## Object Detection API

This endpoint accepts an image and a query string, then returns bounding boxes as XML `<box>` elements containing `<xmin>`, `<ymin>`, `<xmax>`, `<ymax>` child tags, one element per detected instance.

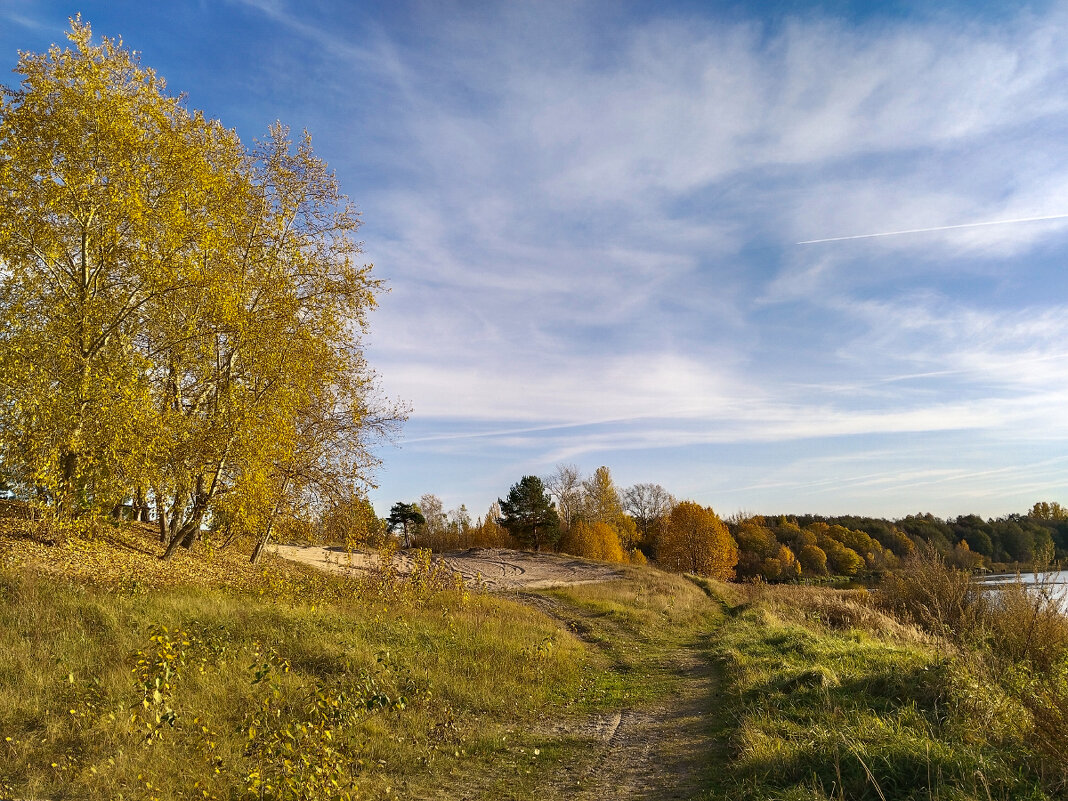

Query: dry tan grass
<box><xmin>733</xmin><ymin>581</ymin><xmax>931</xmax><ymax>644</ymax></box>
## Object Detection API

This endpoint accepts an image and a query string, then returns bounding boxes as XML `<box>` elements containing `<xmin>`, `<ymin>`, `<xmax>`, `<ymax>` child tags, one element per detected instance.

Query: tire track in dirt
<box><xmin>272</xmin><ymin>544</ymin><xmax>624</xmax><ymax>590</ymax></box>
<box><xmin>560</xmin><ymin>653</ymin><xmax>723</xmax><ymax>801</ymax></box>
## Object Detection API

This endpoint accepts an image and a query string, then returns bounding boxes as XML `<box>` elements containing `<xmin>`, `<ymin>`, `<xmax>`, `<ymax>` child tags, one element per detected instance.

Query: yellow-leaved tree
<box><xmin>0</xmin><ymin>19</ymin><xmax>403</xmax><ymax>561</ymax></box>
<box><xmin>580</xmin><ymin>465</ymin><xmax>641</xmax><ymax>556</ymax></box>
<box><xmin>559</xmin><ymin>520</ymin><xmax>626</xmax><ymax>563</ymax></box>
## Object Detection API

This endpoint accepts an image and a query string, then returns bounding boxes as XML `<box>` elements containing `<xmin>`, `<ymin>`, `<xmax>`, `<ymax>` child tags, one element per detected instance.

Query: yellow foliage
<box><xmin>559</xmin><ymin>520</ymin><xmax>627</xmax><ymax>563</ymax></box>
<box><xmin>0</xmin><ymin>506</ymin><xmax>471</xmax><ymax>610</ymax></box>
<box><xmin>466</xmin><ymin>508</ymin><xmax>513</xmax><ymax>549</ymax></box>
<box><xmin>0</xmin><ymin>515</ymin><xmax>272</xmax><ymax>594</ymax></box>
<box><xmin>735</xmin><ymin>518</ymin><xmax>779</xmax><ymax>558</ymax></box>
<box><xmin>797</xmin><ymin>544</ymin><xmax>829</xmax><ymax>576</ymax></box>
<box><xmin>0</xmin><ymin>20</ymin><xmax>402</xmax><ymax>563</ymax></box>
<box><xmin>582</xmin><ymin>466</ymin><xmax>624</xmax><ymax>525</ymax></box>
<box><xmin>320</xmin><ymin>495</ymin><xmax>382</xmax><ymax>548</ymax></box>
<box><xmin>758</xmin><ymin>544</ymin><xmax>801</xmax><ymax>581</ymax></box>
<box><xmin>658</xmin><ymin>501</ymin><xmax>738</xmax><ymax>580</ymax></box>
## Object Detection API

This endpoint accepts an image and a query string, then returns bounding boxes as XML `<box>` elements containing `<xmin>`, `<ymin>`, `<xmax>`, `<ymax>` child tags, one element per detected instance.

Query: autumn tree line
<box><xmin>374</xmin><ymin>468</ymin><xmax>1068</xmax><ymax>582</ymax></box>
<box><xmin>0</xmin><ymin>21</ymin><xmax>403</xmax><ymax>561</ymax></box>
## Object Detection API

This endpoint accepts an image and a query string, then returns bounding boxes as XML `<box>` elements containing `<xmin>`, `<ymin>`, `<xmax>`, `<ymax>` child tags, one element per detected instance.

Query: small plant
<box><xmin>131</xmin><ymin>624</ymin><xmax>191</xmax><ymax>740</ymax></box>
<box><xmin>242</xmin><ymin>653</ymin><xmax>417</xmax><ymax>801</ymax></box>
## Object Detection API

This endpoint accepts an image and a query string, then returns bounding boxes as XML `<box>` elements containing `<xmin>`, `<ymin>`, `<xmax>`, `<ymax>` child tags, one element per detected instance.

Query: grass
<box><xmin>0</xmin><ymin>516</ymin><xmax>729</xmax><ymax>801</ymax></box>
<box><xmin>704</xmin><ymin>579</ymin><xmax>1059</xmax><ymax>801</ymax></box>
<box><xmin>0</xmin><ymin>570</ymin><xmax>590</xmax><ymax>799</ymax></box>
<box><xmin>0</xmin><ymin>520</ymin><xmax>591</xmax><ymax>800</ymax></box>
<box><xmin>2</xmin><ymin>514</ymin><xmax>1066</xmax><ymax>800</ymax></box>
<box><xmin>433</xmin><ymin>567</ymin><xmax>732</xmax><ymax>799</ymax></box>
<box><xmin>541</xmin><ymin>567</ymin><xmax>728</xmax><ymax>706</ymax></box>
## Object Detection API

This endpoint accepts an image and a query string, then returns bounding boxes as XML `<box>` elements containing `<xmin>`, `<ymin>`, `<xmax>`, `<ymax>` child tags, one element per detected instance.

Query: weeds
<box><xmin>872</xmin><ymin>547</ymin><xmax>1068</xmax><ymax>786</ymax></box>
<box><xmin>878</xmin><ymin>546</ymin><xmax>985</xmax><ymax>638</ymax></box>
<box><xmin>242</xmin><ymin>652</ymin><xmax>417</xmax><ymax>801</ymax></box>
<box><xmin>0</xmin><ymin>523</ymin><xmax>585</xmax><ymax>800</ymax></box>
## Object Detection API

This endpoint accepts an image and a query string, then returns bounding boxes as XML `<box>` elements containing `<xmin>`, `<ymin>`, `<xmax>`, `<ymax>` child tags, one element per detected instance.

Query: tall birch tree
<box><xmin>0</xmin><ymin>19</ymin><xmax>402</xmax><ymax>561</ymax></box>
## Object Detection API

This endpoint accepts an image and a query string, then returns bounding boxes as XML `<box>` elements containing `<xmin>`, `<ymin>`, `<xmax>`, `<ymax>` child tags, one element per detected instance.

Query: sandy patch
<box><xmin>271</xmin><ymin>544</ymin><xmax>624</xmax><ymax>591</ymax></box>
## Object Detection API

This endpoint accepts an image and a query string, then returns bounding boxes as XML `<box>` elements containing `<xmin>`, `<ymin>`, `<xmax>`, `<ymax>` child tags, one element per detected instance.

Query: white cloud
<box><xmin>835</xmin><ymin>299</ymin><xmax>1068</xmax><ymax>389</ymax></box>
<box><xmin>239</xmin><ymin>1</ymin><xmax>1068</xmax><ymax>514</ymax></box>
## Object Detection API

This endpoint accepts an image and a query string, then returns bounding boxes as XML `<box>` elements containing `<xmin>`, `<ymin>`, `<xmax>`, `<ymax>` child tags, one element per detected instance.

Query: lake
<box><xmin>979</xmin><ymin>569</ymin><xmax>1068</xmax><ymax>612</ymax></box>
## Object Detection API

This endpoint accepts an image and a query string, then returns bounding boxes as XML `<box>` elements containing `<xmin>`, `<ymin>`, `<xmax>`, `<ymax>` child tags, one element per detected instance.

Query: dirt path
<box><xmin>520</xmin><ymin>595</ymin><xmax>727</xmax><ymax>801</ymax></box>
<box><xmin>272</xmin><ymin>544</ymin><xmax>726</xmax><ymax>800</ymax></box>
<box><xmin>539</xmin><ymin>653</ymin><xmax>722</xmax><ymax>800</ymax></box>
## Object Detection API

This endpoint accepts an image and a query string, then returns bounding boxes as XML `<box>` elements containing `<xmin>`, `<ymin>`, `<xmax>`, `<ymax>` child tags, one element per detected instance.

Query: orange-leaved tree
<box><xmin>658</xmin><ymin>501</ymin><xmax>738</xmax><ymax>580</ymax></box>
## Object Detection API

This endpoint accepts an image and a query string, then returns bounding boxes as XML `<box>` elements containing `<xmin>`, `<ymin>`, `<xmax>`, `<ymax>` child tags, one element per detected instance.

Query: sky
<box><xmin>2</xmin><ymin>0</ymin><xmax>1067</xmax><ymax>521</ymax></box>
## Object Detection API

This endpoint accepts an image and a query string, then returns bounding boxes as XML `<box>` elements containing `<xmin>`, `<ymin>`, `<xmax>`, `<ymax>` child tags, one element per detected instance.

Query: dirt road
<box><xmin>559</xmin><ymin>669</ymin><xmax>720</xmax><ymax>799</ymax></box>
<box><xmin>520</xmin><ymin>594</ymin><xmax>726</xmax><ymax>801</ymax></box>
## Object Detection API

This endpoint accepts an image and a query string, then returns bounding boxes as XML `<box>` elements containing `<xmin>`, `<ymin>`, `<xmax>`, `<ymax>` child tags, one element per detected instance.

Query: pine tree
<box><xmin>497</xmin><ymin>476</ymin><xmax>560</xmax><ymax>551</ymax></box>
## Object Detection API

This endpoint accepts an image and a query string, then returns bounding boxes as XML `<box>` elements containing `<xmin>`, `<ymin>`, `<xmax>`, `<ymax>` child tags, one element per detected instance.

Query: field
<box><xmin>0</xmin><ymin>519</ymin><xmax>1065</xmax><ymax>800</ymax></box>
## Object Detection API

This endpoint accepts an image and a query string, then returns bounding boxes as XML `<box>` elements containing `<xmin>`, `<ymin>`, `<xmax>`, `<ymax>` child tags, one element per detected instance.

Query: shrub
<box><xmin>877</xmin><ymin>545</ymin><xmax>985</xmax><ymax>638</ymax></box>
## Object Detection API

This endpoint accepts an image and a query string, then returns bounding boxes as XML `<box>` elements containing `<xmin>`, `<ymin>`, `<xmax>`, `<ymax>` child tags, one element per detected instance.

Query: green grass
<box><xmin>706</xmin><ymin>583</ymin><xmax>1053</xmax><ymax>801</ymax></box>
<box><xmin>0</xmin><ymin>563</ymin><xmax>587</xmax><ymax>800</ymax></box>
<box><xmin>432</xmin><ymin>567</ymin><xmax>731</xmax><ymax>800</ymax></box>
<box><xmin>0</xmin><ymin>543</ymin><xmax>735</xmax><ymax>801</ymax></box>
<box><xmin>542</xmin><ymin>567</ymin><xmax>727</xmax><ymax>708</ymax></box>
<box><xmin>2</xmin><ymin>528</ymin><xmax>1065</xmax><ymax>801</ymax></box>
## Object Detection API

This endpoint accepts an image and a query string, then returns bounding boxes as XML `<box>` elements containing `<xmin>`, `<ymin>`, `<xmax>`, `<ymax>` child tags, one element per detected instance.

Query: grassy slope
<box><xmin>704</xmin><ymin>582</ymin><xmax>1054</xmax><ymax>801</ymax></box>
<box><xmin>0</xmin><ymin>517</ymin><xmax>1061</xmax><ymax>801</ymax></box>
<box><xmin>0</xmin><ymin>520</ymin><xmax>729</xmax><ymax>801</ymax></box>
<box><xmin>0</xmin><ymin>521</ymin><xmax>584</xmax><ymax>800</ymax></box>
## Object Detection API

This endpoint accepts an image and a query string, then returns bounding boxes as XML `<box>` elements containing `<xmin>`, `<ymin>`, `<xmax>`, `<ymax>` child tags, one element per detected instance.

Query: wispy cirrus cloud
<box><xmin>201</xmin><ymin>1</ymin><xmax>1068</xmax><ymax>514</ymax></box>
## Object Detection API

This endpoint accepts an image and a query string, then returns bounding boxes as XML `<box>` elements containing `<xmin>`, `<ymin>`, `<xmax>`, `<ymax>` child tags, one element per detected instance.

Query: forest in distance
<box><xmin>364</xmin><ymin>465</ymin><xmax>1068</xmax><ymax>583</ymax></box>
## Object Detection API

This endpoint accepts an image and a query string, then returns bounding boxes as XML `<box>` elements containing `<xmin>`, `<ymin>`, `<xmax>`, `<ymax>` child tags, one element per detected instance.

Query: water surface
<box><xmin>980</xmin><ymin>569</ymin><xmax>1068</xmax><ymax>612</ymax></box>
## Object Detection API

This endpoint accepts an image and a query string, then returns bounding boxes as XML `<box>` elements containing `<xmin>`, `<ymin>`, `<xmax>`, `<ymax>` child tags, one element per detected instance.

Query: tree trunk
<box><xmin>135</xmin><ymin>487</ymin><xmax>150</xmax><ymax>523</ymax></box>
<box><xmin>250</xmin><ymin>478</ymin><xmax>288</xmax><ymax>563</ymax></box>
<box><xmin>59</xmin><ymin>450</ymin><xmax>79</xmax><ymax>517</ymax></box>
<box><xmin>179</xmin><ymin>476</ymin><xmax>207</xmax><ymax>548</ymax></box>
<box><xmin>157</xmin><ymin>494</ymin><xmax>167</xmax><ymax>543</ymax></box>
<box><xmin>250</xmin><ymin>515</ymin><xmax>278</xmax><ymax>564</ymax></box>
<box><xmin>220</xmin><ymin>525</ymin><xmax>239</xmax><ymax>548</ymax></box>
<box><xmin>159</xmin><ymin>458</ymin><xmax>227</xmax><ymax>562</ymax></box>
<box><xmin>160</xmin><ymin>489</ymin><xmax>189</xmax><ymax>560</ymax></box>
<box><xmin>249</xmin><ymin>530</ymin><xmax>270</xmax><ymax>564</ymax></box>
<box><xmin>161</xmin><ymin>527</ymin><xmax>184</xmax><ymax>560</ymax></box>
<box><xmin>163</xmin><ymin>506</ymin><xmax>208</xmax><ymax>560</ymax></box>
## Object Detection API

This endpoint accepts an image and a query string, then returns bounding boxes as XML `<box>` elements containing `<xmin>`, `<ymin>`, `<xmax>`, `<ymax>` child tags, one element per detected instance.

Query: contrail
<box><xmin>797</xmin><ymin>213</ymin><xmax>1068</xmax><ymax>245</ymax></box>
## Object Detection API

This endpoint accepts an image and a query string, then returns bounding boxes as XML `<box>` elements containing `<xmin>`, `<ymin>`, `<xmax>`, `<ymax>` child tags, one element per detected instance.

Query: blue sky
<box><xmin>3</xmin><ymin>1</ymin><xmax>1068</xmax><ymax>520</ymax></box>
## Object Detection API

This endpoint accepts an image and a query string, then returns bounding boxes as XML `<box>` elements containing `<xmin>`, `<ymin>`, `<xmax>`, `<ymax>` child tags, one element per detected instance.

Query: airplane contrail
<box><xmin>797</xmin><ymin>212</ymin><xmax>1068</xmax><ymax>245</ymax></box>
